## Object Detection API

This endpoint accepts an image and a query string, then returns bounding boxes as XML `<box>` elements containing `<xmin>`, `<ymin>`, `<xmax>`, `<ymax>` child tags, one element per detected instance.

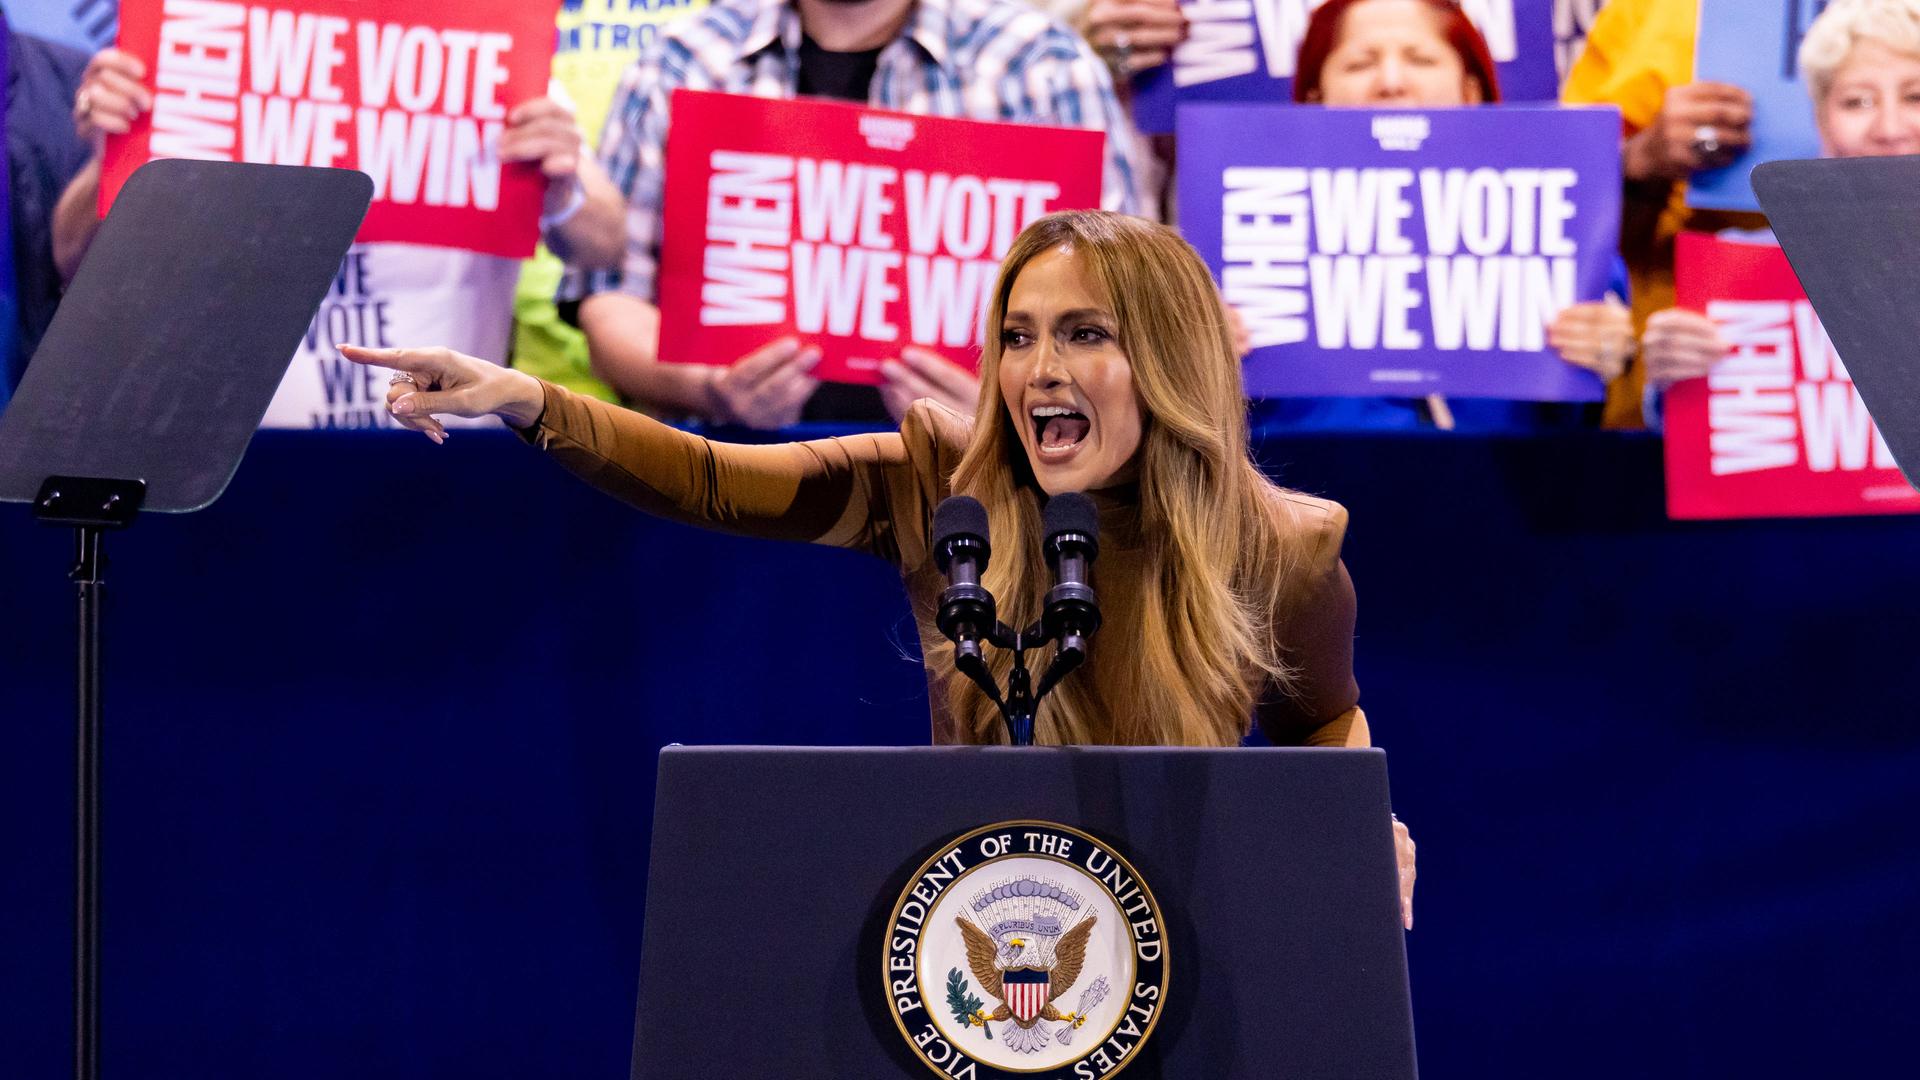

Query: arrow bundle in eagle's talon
<box><xmin>1055</xmin><ymin>976</ymin><xmax>1110</xmax><ymax>1044</ymax></box>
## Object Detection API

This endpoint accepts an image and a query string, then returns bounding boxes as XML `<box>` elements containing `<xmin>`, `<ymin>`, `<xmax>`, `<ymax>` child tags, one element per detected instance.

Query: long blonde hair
<box><xmin>933</xmin><ymin>211</ymin><xmax>1304</xmax><ymax>747</ymax></box>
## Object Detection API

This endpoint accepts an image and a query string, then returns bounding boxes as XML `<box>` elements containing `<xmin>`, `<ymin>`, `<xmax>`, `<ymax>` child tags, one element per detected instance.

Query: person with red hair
<box><xmin>1292</xmin><ymin>0</ymin><xmax>1500</xmax><ymax>106</ymax></box>
<box><xmin>1267</xmin><ymin>0</ymin><xmax>1634</xmax><ymax>430</ymax></box>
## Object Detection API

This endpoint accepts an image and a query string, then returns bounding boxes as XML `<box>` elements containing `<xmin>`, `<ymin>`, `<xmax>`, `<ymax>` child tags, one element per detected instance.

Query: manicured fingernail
<box><xmin>391</xmin><ymin>397</ymin><xmax>414</xmax><ymax>416</ymax></box>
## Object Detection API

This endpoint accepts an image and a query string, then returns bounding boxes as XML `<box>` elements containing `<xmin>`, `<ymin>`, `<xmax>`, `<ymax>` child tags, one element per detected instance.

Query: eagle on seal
<box><xmin>956</xmin><ymin>912</ymin><xmax>1097</xmax><ymax>1048</ymax></box>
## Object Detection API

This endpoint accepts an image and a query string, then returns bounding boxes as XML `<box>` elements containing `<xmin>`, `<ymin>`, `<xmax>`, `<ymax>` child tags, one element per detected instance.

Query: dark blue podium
<box><xmin>632</xmin><ymin>746</ymin><xmax>1416</xmax><ymax>1079</ymax></box>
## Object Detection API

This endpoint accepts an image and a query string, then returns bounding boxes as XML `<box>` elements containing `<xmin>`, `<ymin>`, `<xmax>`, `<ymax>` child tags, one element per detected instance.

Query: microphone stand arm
<box><xmin>1033</xmin><ymin>631</ymin><xmax>1086</xmax><ymax>702</ymax></box>
<box><xmin>952</xmin><ymin>639</ymin><xmax>1006</xmax><ymax>718</ymax></box>
<box><xmin>985</xmin><ymin>619</ymin><xmax>1062</xmax><ymax>747</ymax></box>
<box><xmin>933</xmin><ymin>535</ymin><xmax>1098</xmax><ymax>747</ymax></box>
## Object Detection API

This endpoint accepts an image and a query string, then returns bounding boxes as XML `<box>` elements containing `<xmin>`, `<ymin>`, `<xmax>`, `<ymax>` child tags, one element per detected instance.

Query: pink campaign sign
<box><xmin>655</xmin><ymin>90</ymin><xmax>1105</xmax><ymax>385</ymax></box>
<box><xmin>1664</xmin><ymin>231</ymin><xmax>1920</xmax><ymax>521</ymax></box>
<box><xmin>105</xmin><ymin>0</ymin><xmax>557</xmax><ymax>258</ymax></box>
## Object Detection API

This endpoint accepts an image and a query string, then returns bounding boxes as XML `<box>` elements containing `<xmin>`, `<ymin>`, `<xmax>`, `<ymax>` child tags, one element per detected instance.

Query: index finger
<box><xmin>341</xmin><ymin>344</ymin><xmax>443</xmax><ymax>375</ymax></box>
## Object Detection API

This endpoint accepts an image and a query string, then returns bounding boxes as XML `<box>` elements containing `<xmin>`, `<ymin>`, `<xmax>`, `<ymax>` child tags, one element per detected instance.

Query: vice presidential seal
<box><xmin>883</xmin><ymin>821</ymin><xmax>1168</xmax><ymax>1079</ymax></box>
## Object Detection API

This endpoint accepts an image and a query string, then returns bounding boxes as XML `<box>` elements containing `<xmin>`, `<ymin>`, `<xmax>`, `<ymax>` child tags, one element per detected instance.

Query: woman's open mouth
<box><xmin>1031</xmin><ymin>404</ymin><xmax>1091</xmax><ymax>460</ymax></box>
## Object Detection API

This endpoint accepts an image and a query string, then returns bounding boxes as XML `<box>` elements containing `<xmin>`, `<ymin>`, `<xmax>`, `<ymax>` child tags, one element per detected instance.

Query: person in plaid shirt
<box><xmin>567</xmin><ymin>0</ymin><xmax>1147</xmax><ymax>429</ymax></box>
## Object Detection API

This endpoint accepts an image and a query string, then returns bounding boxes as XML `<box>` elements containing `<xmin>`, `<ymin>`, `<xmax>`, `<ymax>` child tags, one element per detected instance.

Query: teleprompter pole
<box><xmin>74</xmin><ymin>523</ymin><xmax>103</xmax><ymax>1080</ymax></box>
<box><xmin>36</xmin><ymin>478</ymin><xmax>144</xmax><ymax>1080</ymax></box>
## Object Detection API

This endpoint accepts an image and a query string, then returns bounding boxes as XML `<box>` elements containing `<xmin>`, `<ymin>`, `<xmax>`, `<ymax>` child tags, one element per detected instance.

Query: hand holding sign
<box><xmin>1688</xmin><ymin>0</ymin><xmax>1826</xmax><ymax>212</ymax></box>
<box><xmin>1081</xmin><ymin>0</ymin><xmax>1188</xmax><ymax>75</ymax></box>
<box><xmin>1640</xmin><ymin>307</ymin><xmax>1729</xmax><ymax>391</ymax></box>
<box><xmin>1546</xmin><ymin>298</ymin><xmax>1634</xmax><ymax>384</ymax></box>
<box><xmin>706</xmin><ymin>338</ymin><xmax>823</xmax><ymax>430</ymax></box>
<box><xmin>1624</xmin><ymin>82</ymin><xmax>1754</xmax><ymax>182</ymax></box>
<box><xmin>73</xmin><ymin>49</ymin><xmax>154</xmax><ymax>144</ymax></box>
<box><xmin>501</xmin><ymin>96</ymin><xmax>585</xmax><ymax>182</ymax></box>
<box><xmin>879</xmin><ymin>347</ymin><xmax>981</xmax><ymax>424</ymax></box>
<box><xmin>1394</xmin><ymin>817</ymin><xmax>1416</xmax><ymax>931</ymax></box>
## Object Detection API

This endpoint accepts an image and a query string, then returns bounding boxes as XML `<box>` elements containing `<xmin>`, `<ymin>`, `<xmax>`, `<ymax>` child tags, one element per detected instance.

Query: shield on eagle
<box><xmin>1001</xmin><ymin>967</ymin><xmax>1051</xmax><ymax>1024</ymax></box>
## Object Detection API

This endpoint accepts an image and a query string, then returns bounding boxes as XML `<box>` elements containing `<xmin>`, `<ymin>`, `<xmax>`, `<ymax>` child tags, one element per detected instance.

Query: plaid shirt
<box><xmin>582</xmin><ymin>0</ymin><xmax>1143</xmax><ymax>301</ymax></box>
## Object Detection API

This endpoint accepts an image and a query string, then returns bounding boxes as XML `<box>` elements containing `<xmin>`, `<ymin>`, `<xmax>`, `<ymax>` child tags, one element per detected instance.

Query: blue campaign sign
<box><xmin>1131</xmin><ymin>0</ymin><xmax>1559</xmax><ymax>134</ymax></box>
<box><xmin>1177</xmin><ymin>103</ymin><xmax>1621</xmax><ymax>401</ymax></box>
<box><xmin>1690</xmin><ymin>0</ymin><xmax>1826</xmax><ymax>212</ymax></box>
<box><xmin>3</xmin><ymin>0</ymin><xmax>119</xmax><ymax>52</ymax></box>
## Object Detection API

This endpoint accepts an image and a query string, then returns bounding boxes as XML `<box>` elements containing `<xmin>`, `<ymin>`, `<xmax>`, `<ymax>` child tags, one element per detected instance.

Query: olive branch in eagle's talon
<box><xmin>946</xmin><ymin>968</ymin><xmax>993</xmax><ymax>1040</ymax></box>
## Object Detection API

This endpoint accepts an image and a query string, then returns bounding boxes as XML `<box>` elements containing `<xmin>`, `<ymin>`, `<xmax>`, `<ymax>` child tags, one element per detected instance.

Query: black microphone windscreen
<box><xmin>933</xmin><ymin>496</ymin><xmax>990</xmax><ymax>549</ymax></box>
<box><xmin>1043</xmin><ymin>492</ymin><xmax>1099</xmax><ymax>544</ymax></box>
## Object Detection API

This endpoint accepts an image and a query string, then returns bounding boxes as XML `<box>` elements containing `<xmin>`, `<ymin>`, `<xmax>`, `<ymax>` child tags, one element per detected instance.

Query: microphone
<box><xmin>1038</xmin><ymin>493</ymin><xmax>1101</xmax><ymax>697</ymax></box>
<box><xmin>933</xmin><ymin>496</ymin><xmax>996</xmax><ymax>657</ymax></box>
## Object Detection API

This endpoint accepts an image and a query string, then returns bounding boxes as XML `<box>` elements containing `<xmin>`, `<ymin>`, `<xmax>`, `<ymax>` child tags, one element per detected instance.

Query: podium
<box><xmin>632</xmin><ymin>746</ymin><xmax>1416</xmax><ymax>1079</ymax></box>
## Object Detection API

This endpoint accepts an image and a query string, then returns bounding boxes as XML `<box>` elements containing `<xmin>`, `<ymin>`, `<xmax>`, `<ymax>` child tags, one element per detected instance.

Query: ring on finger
<box><xmin>389</xmin><ymin>371</ymin><xmax>417</xmax><ymax>386</ymax></box>
<box><xmin>1692</xmin><ymin>123</ymin><xmax>1722</xmax><ymax>159</ymax></box>
<box><xmin>1103</xmin><ymin>29</ymin><xmax>1134</xmax><ymax>79</ymax></box>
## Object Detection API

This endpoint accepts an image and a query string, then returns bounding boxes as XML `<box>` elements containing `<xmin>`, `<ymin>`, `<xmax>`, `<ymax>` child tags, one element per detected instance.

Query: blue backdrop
<box><xmin>3</xmin><ymin>427</ymin><xmax>1917</xmax><ymax>1078</ymax></box>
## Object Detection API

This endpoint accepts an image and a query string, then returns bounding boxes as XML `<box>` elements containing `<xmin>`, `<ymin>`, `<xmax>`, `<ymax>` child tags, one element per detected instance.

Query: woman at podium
<box><xmin>344</xmin><ymin>211</ymin><xmax>1416</xmax><ymax>923</ymax></box>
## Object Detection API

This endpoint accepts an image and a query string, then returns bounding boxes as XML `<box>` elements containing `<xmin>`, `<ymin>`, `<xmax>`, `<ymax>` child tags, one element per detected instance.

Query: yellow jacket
<box><xmin>1561</xmin><ymin>0</ymin><xmax>1764</xmax><ymax>428</ymax></box>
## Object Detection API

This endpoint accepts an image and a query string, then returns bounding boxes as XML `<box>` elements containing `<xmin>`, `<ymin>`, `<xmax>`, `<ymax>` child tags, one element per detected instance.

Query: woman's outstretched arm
<box><xmin>341</xmin><ymin>345</ymin><xmax>928</xmax><ymax>556</ymax></box>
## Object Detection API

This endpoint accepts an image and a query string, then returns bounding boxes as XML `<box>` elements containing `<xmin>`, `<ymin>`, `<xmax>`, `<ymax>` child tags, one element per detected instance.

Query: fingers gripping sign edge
<box><xmin>1393</xmin><ymin>816</ymin><xmax>1416</xmax><ymax>931</ymax></box>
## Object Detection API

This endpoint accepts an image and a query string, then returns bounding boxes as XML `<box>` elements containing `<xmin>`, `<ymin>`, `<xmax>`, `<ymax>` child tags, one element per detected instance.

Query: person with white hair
<box><xmin>1639</xmin><ymin>0</ymin><xmax>1920</xmax><ymax>422</ymax></box>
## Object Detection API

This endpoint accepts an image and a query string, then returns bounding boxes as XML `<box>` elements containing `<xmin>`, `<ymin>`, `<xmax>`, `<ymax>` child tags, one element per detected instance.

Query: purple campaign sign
<box><xmin>1178</xmin><ymin>104</ymin><xmax>1621</xmax><ymax>401</ymax></box>
<box><xmin>1131</xmin><ymin>0</ymin><xmax>1559</xmax><ymax>134</ymax></box>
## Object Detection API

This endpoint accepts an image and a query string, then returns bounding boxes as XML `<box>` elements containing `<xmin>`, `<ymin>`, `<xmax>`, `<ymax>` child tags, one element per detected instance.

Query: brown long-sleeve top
<box><xmin>517</xmin><ymin>381</ymin><xmax>1369</xmax><ymax>747</ymax></box>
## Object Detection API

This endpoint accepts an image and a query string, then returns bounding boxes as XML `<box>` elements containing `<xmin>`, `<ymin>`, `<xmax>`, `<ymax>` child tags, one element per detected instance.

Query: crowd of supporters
<box><xmin>5</xmin><ymin>0</ymin><xmax>1919</xmax><ymax>438</ymax></box>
